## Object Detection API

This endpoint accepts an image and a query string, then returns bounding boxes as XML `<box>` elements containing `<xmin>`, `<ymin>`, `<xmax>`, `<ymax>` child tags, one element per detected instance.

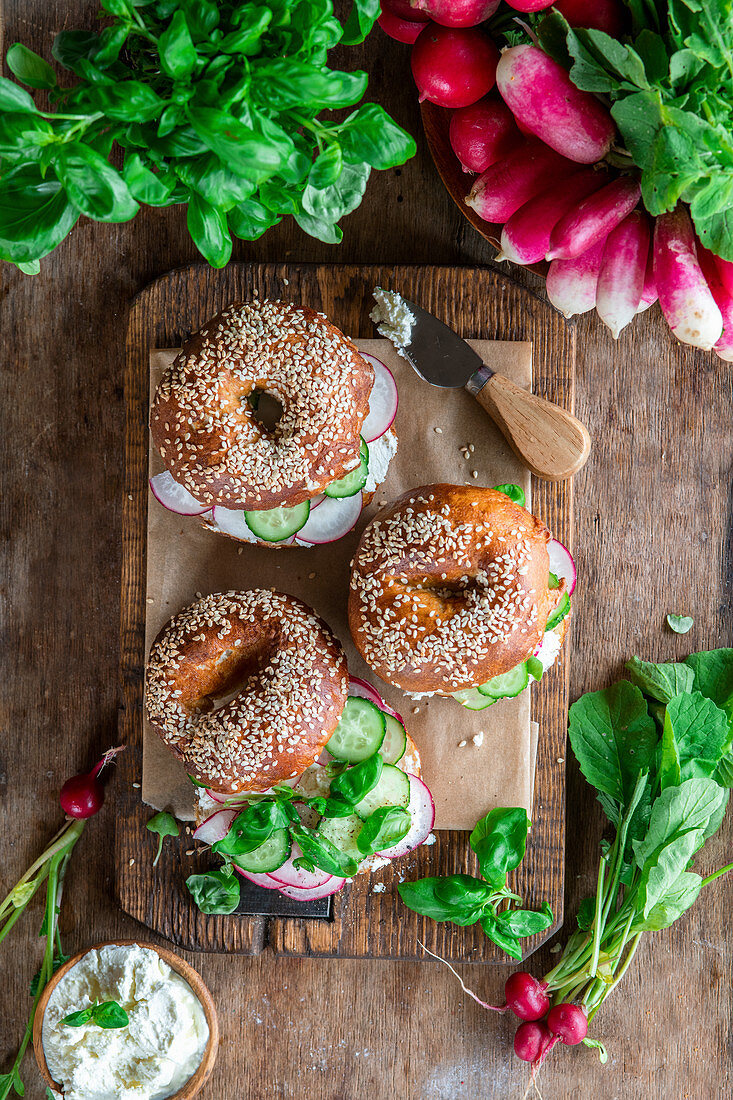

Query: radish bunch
<box><xmin>380</xmin><ymin>1</ymin><xmax>733</xmax><ymax>359</ymax></box>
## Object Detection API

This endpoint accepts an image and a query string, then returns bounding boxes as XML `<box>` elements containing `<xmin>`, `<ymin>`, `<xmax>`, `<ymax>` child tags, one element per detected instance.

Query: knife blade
<box><xmin>374</xmin><ymin>294</ymin><xmax>591</xmax><ymax>482</ymax></box>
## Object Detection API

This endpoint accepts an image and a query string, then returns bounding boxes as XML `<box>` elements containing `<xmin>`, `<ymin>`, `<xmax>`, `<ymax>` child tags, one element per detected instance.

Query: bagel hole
<box><xmin>247</xmin><ymin>389</ymin><xmax>283</xmax><ymax>432</ymax></box>
<box><xmin>195</xmin><ymin>644</ymin><xmax>275</xmax><ymax>712</ymax></box>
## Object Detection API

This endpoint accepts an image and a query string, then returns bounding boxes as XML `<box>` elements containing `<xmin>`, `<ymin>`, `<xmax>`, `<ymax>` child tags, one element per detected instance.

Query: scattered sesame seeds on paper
<box><xmin>143</xmin><ymin>336</ymin><xmax>536</xmax><ymax>829</ymax></box>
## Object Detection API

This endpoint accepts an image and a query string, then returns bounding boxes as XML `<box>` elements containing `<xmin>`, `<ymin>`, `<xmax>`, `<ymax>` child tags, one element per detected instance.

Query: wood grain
<box><xmin>116</xmin><ymin>262</ymin><xmax>574</xmax><ymax>961</ymax></box>
<box><xmin>2</xmin><ymin>1</ymin><xmax>733</xmax><ymax>1096</ymax></box>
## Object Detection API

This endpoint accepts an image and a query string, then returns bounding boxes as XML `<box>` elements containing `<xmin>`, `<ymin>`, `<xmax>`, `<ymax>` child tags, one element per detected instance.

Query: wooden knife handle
<box><xmin>473</xmin><ymin>372</ymin><xmax>591</xmax><ymax>481</ymax></box>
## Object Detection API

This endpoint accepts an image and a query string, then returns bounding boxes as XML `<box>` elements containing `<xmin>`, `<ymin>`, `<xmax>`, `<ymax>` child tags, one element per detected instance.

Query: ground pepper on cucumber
<box><xmin>381</xmin><ymin>0</ymin><xmax>733</xmax><ymax>357</ymax></box>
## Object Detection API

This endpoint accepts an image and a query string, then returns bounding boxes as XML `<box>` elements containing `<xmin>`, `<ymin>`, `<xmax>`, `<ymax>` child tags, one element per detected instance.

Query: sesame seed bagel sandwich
<box><xmin>348</xmin><ymin>483</ymin><xmax>575</xmax><ymax>711</ymax></box>
<box><xmin>149</xmin><ymin>299</ymin><xmax>400</xmax><ymax>548</ymax></box>
<box><xmin>144</xmin><ymin>590</ymin><xmax>435</xmax><ymax>905</ymax></box>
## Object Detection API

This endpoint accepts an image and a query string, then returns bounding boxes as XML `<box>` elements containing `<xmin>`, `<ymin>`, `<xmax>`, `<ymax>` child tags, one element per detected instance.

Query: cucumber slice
<box><xmin>452</xmin><ymin>687</ymin><xmax>496</xmax><ymax>710</ymax></box>
<box><xmin>379</xmin><ymin>713</ymin><xmax>407</xmax><ymax>764</ymax></box>
<box><xmin>354</xmin><ymin>763</ymin><xmax>410</xmax><ymax>819</ymax></box>
<box><xmin>325</xmin><ymin>438</ymin><xmax>369</xmax><ymax>499</ymax></box>
<box><xmin>478</xmin><ymin>662</ymin><xmax>529</xmax><ymax>699</ymax></box>
<box><xmin>243</xmin><ymin>500</ymin><xmax>310</xmax><ymax>542</ymax></box>
<box><xmin>326</xmin><ymin>696</ymin><xmax>386</xmax><ymax>762</ymax></box>
<box><xmin>546</xmin><ymin>592</ymin><xmax>571</xmax><ymax>631</ymax></box>
<box><xmin>318</xmin><ymin>814</ymin><xmax>364</xmax><ymax>861</ymax></box>
<box><xmin>233</xmin><ymin>827</ymin><xmax>291</xmax><ymax>873</ymax></box>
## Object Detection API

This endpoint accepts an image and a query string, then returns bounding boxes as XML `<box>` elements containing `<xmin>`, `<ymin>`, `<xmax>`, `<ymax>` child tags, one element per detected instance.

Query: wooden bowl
<box><xmin>420</xmin><ymin>100</ymin><xmax>548</xmax><ymax>277</ymax></box>
<box><xmin>33</xmin><ymin>940</ymin><xmax>219</xmax><ymax>1099</ymax></box>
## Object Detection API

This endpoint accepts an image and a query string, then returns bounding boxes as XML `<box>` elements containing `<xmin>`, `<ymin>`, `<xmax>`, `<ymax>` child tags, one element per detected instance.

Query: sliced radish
<box><xmin>150</xmin><ymin>470</ymin><xmax>210</xmax><ymax>516</ymax></box>
<box><xmin>276</xmin><ymin>877</ymin><xmax>347</xmax><ymax>900</ymax></box>
<box><xmin>376</xmin><ymin>774</ymin><xmax>435</xmax><ymax>859</ymax></box>
<box><xmin>295</xmin><ymin>492</ymin><xmax>363</xmax><ymax>545</ymax></box>
<box><xmin>234</xmin><ymin>866</ymin><xmax>280</xmax><ymax>890</ymax></box>
<box><xmin>547</xmin><ymin>539</ymin><xmax>576</xmax><ymax>595</ymax></box>
<box><xmin>348</xmin><ymin>675</ymin><xmax>383</xmax><ymax>706</ymax></box>
<box><xmin>192</xmin><ymin>808</ymin><xmax>238</xmax><ymax>844</ymax></box>
<box><xmin>268</xmin><ymin>843</ymin><xmax>333</xmax><ymax>889</ymax></box>
<box><xmin>360</xmin><ymin>355</ymin><xmax>399</xmax><ymax>442</ymax></box>
<box><xmin>310</xmin><ymin>493</ymin><xmax>326</xmax><ymax>509</ymax></box>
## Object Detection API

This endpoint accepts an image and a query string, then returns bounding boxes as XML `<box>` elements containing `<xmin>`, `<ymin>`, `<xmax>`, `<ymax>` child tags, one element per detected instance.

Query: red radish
<box><xmin>504</xmin><ymin>0</ymin><xmax>553</xmax><ymax>9</ymax></box>
<box><xmin>149</xmin><ymin>470</ymin><xmax>210</xmax><ymax>516</ymax></box>
<box><xmin>376</xmin><ymin>774</ymin><xmax>435</xmax><ymax>858</ymax></box>
<box><xmin>513</xmin><ymin>1019</ymin><xmax>554</xmax><ymax>1061</ymax></box>
<box><xmin>411</xmin><ymin>25</ymin><xmax>499</xmax><ymax>109</ymax></box>
<box><xmin>504</xmin><ymin>971</ymin><xmax>550</xmax><ymax>1020</ymax></box>
<box><xmin>596</xmin><ymin>210</ymin><xmax>650</xmax><ymax>338</ymax></box>
<box><xmin>547</xmin><ymin>176</ymin><xmax>641</xmax><ymax>260</ymax></box>
<box><xmin>410</xmin><ymin>0</ymin><xmax>500</xmax><ymax>27</ymax></box>
<box><xmin>554</xmin><ymin>0</ymin><xmax>627</xmax><ymax>34</ymax></box>
<box><xmin>698</xmin><ymin>246</ymin><xmax>733</xmax><ymax>362</ymax></box>
<box><xmin>268</xmin><ymin>843</ymin><xmax>334</xmax><ymax>889</ymax></box>
<box><xmin>59</xmin><ymin>746</ymin><xmax>125</xmax><ymax>819</ymax></box>
<box><xmin>496</xmin><ymin>46</ymin><xmax>616</xmax><ymax>164</ymax></box>
<box><xmin>192</xmin><ymin>807</ymin><xmax>238</xmax><ymax>844</ymax></box>
<box><xmin>234</xmin><ymin>866</ymin><xmax>280</xmax><ymax>890</ymax></box>
<box><xmin>637</xmin><ymin>251</ymin><xmax>658</xmax><ymax>313</ymax></box>
<box><xmin>295</xmin><ymin>491</ymin><xmax>363</xmax><ymax>544</ymax></box>
<box><xmin>377</xmin><ymin>8</ymin><xmax>425</xmax><ymax>43</ymax></box>
<box><xmin>466</xmin><ymin>140</ymin><xmax>578</xmax><ymax>223</ymax></box>
<box><xmin>449</xmin><ymin>98</ymin><xmax>521</xmax><ymax>174</ymax></box>
<box><xmin>547</xmin><ymin>539</ymin><xmax>576</xmax><ymax>595</ymax></box>
<box><xmin>498</xmin><ymin>168</ymin><xmax>608</xmax><ymax>266</ymax></box>
<box><xmin>712</xmin><ymin>252</ymin><xmax>733</xmax><ymax>298</ymax></box>
<box><xmin>546</xmin><ymin>1002</ymin><xmax>588</xmax><ymax>1045</ymax></box>
<box><xmin>545</xmin><ymin>237</ymin><xmax>607</xmax><ymax>318</ymax></box>
<box><xmin>348</xmin><ymin>675</ymin><xmax>384</xmax><ymax>706</ymax></box>
<box><xmin>653</xmin><ymin>207</ymin><xmax>723</xmax><ymax>350</ymax></box>
<box><xmin>381</xmin><ymin>0</ymin><xmax>430</xmax><ymax>20</ymax></box>
<box><xmin>276</xmin><ymin>877</ymin><xmax>346</xmax><ymax>900</ymax></box>
<box><xmin>359</xmin><ymin>354</ymin><xmax>399</xmax><ymax>441</ymax></box>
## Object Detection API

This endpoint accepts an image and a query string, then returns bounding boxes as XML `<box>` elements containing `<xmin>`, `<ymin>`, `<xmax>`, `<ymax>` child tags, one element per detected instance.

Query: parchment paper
<box><xmin>142</xmin><ymin>339</ymin><xmax>538</xmax><ymax>829</ymax></box>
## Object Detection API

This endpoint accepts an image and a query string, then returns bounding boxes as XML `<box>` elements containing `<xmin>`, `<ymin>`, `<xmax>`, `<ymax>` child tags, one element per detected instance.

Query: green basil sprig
<box><xmin>398</xmin><ymin>808</ymin><xmax>553</xmax><ymax>960</ymax></box>
<box><xmin>146</xmin><ymin>811</ymin><xmax>179</xmax><ymax>867</ymax></box>
<box><xmin>186</xmin><ymin>866</ymin><xmax>240</xmax><ymax>915</ymax></box>
<box><xmin>0</xmin><ymin>0</ymin><xmax>415</xmax><ymax>272</ymax></box>
<box><xmin>62</xmin><ymin>1000</ymin><xmax>129</xmax><ymax>1030</ymax></box>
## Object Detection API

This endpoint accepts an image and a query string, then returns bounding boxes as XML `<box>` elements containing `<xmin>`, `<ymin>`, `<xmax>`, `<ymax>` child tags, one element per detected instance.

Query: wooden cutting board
<box><xmin>115</xmin><ymin>262</ymin><xmax>575</xmax><ymax>960</ymax></box>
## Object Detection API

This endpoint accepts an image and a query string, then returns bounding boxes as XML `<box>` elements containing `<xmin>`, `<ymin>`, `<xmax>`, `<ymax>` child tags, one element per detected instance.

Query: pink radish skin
<box><xmin>547</xmin><ymin>539</ymin><xmax>576</xmax><ymax>595</ymax></box>
<box><xmin>514</xmin><ymin>1020</ymin><xmax>553</xmax><ymax>1062</ymax></box>
<box><xmin>496</xmin><ymin>45</ymin><xmax>615</xmax><ymax>164</ymax></box>
<box><xmin>411</xmin><ymin>25</ymin><xmax>499</xmax><ymax>109</ymax></box>
<box><xmin>504</xmin><ymin>972</ymin><xmax>550</xmax><ymax>1021</ymax></box>
<box><xmin>547</xmin><ymin>177</ymin><xmax>641</xmax><ymax>260</ymax></box>
<box><xmin>637</xmin><ymin>251</ymin><xmax>657</xmax><ymax>313</ymax></box>
<box><xmin>466</xmin><ymin>140</ymin><xmax>578</xmax><ymax>224</ymax></box>
<box><xmin>377</xmin><ymin>8</ymin><xmax>425</xmax><ymax>43</ymax></box>
<box><xmin>234</xmin><ymin>866</ymin><xmax>281</xmax><ymax>890</ymax></box>
<box><xmin>150</xmin><ymin>470</ymin><xmax>210</xmax><ymax>516</ymax></box>
<box><xmin>653</xmin><ymin>207</ymin><xmax>723</xmax><ymax>350</ymax></box>
<box><xmin>554</xmin><ymin>0</ymin><xmax>627</xmax><ymax>34</ymax></box>
<box><xmin>498</xmin><ymin>168</ymin><xmax>608</xmax><ymax>266</ymax></box>
<box><xmin>410</xmin><ymin>0</ymin><xmax>499</xmax><ymax>27</ymax></box>
<box><xmin>449</xmin><ymin>98</ymin><xmax>521</xmax><ymax>174</ymax></box>
<box><xmin>546</xmin><ymin>237</ymin><xmax>607</xmax><ymax>318</ymax></box>
<box><xmin>712</xmin><ymin>252</ymin><xmax>733</xmax><ymax>298</ymax></box>
<box><xmin>596</xmin><ymin>210</ymin><xmax>650</xmax><ymax>338</ymax></box>
<box><xmin>546</xmin><ymin>1003</ymin><xmax>588</xmax><ymax>1045</ymax></box>
<box><xmin>269</xmin><ymin>843</ymin><xmax>333</xmax><ymax>889</ymax></box>
<box><xmin>359</xmin><ymin>354</ymin><xmax>399</xmax><ymax>441</ymax></box>
<box><xmin>381</xmin><ymin>0</ymin><xmax>430</xmax><ymax>20</ymax></box>
<box><xmin>504</xmin><ymin>0</ymin><xmax>553</xmax><ymax>10</ymax></box>
<box><xmin>348</xmin><ymin>676</ymin><xmax>383</xmax><ymax>706</ymax></box>
<box><xmin>698</xmin><ymin>246</ymin><xmax>733</xmax><ymax>362</ymax></box>
<box><xmin>275</xmin><ymin>877</ymin><xmax>347</xmax><ymax>900</ymax></box>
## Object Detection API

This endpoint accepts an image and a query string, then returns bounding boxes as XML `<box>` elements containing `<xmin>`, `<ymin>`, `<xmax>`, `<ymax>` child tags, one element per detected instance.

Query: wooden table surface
<box><xmin>2</xmin><ymin>4</ymin><xmax>731</xmax><ymax>1098</ymax></box>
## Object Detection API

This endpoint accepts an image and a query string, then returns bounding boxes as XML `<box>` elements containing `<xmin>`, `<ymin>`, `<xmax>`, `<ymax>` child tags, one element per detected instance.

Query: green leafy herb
<box><xmin>146</xmin><ymin>811</ymin><xmax>179</xmax><ymax>867</ymax></box>
<box><xmin>62</xmin><ymin>1000</ymin><xmax>129</xmax><ymax>1030</ymax></box>
<box><xmin>492</xmin><ymin>483</ymin><xmax>526</xmax><ymax>507</ymax></box>
<box><xmin>667</xmin><ymin>613</ymin><xmax>694</xmax><ymax>634</ymax></box>
<box><xmin>0</xmin><ymin>0</ymin><xmax>415</xmax><ymax>272</ymax></box>
<box><xmin>186</xmin><ymin>868</ymin><xmax>241</xmax><ymax>915</ymax></box>
<box><xmin>398</xmin><ymin>807</ymin><xmax>553</xmax><ymax>960</ymax></box>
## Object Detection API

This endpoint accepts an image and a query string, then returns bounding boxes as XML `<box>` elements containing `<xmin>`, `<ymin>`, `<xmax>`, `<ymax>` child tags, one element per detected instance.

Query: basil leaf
<box><xmin>495</xmin><ymin>902</ymin><xmax>553</xmax><ymax>937</ymax></box>
<box><xmin>158</xmin><ymin>10</ymin><xmax>198</xmax><ymax>81</ymax></box>
<box><xmin>54</xmin><ymin>143</ymin><xmax>139</xmax><ymax>223</ymax></box>
<box><xmin>91</xmin><ymin>82</ymin><xmax>165</xmax><ymax>123</ymax></box>
<box><xmin>340</xmin><ymin>0</ymin><xmax>381</xmax><ymax>45</ymax></box>
<box><xmin>469</xmin><ymin>807</ymin><xmax>529</xmax><ymax>889</ymax></box>
<box><xmin>479</xmin><ymin>915</ymin><xmax>522</xmax><ymax>960</ymax></box>
<box><xmin>302</xmin><ymin>160</ymin><xmax>370</xmax><ymax>221</ymax></box>
<box><xmin>0</xmin><ymin>113</ymin><xmax>53</xmax><ymax>156</ymax></box>
<box><xmin>526</xmin><ymin>656</ymin><xmax>544</xmax><ymax>682</ymax></box>
<box><xmin>356</xmin><ymin>806</ymin><xmax>411</xmax><ymax>855</ymax></box>
<box><xmin>340</xmin><ymin>104</ymin><xmax>417</xmax><ymax>170</ymax></box>
<box><xmin>625</xmin><ymin>656</ymin><xmax>695</xmax><ymax>704</ymax></box>
<box><xmin>309</xmin><ymin>144</ymin><xmax>344</xmax><ymax>189</ymax></box>
<box><xmin>292</xmin><ymin>825</ymin><xmax>359</xmax><ymax>877</ymax></box>
<box><xmin>329</xmin><ymin>754</ymin><xmax>382</xmax><ymax>806</ymax></box>
<box><xmin>146</xmin><ymin>810</ymin><xmax>179</xmax><ymax>866</ymax></box>
<box><xmin>214</xmin><ymin>800</ymin><xmax>289</xmax><ymax>858</ymax></box>
<box><xmin>123</xmin><ymin>154</ymin><xmax>174</xmax><ymax>205</ymax></box>
<box><xmin>187</xmin><ymin>106</ymin><xmax>285</xmax><ymax>179</ymax></box>
<box><xmin>492</xmin><ymin>483</ymin><xmax>526</xmax><ymax>507</ymax></box>
<box><xmin>398</xmin><ymin>875</ymin><xmax>492</xmax><ymax>925</ymax></box>
<box><xmin>62</xmin><ymin>1007</ymin><xmax>93</xmax><ymax>1027</ymax></box>
<box><xmin>52</xmin><ymin>30</ymin><xmax>99</xmax><ymax>72</ymax></box>
<box><xmin>187</xmin><ymin>193</ymin><xmax>232</xmax><ymax>268</ymax></box>
<box><xmin>6</xmin><ymin>43</ymin><xmax>57</xmax><ymax>90</ymax></box>
<box><xmin>175</xmin><ymin>153</ymin><xmax>256</xmax><ymax>208</ymax></box>
<box><xmin>186</xmin><ymin>868</ymin><xmax>240</xmax><ymax>914</ymax></box>
<box><xmin>92</xmin><ymin>1001</ymin><xmax>129</xmax><ymax>1029</ymax></box>
<box><xmin>229</xmin><ymin>198</ymin><xmax>279</xmax><ymax>241</ymax></box>
<box><xmin>568</xmin><ymin>681</ymin><xmax>657</xmax><ymax>821</ymax></box>
<box><xmin>0</xmin><ymin>165</ymin><xmax>78</xmax><ymax>263</ymax></box>
<box><xmin>0</xmin><ymin>76</ymin><xmax>38</xmax><ymax>112</ymax></box>
<box><xmin>293</xmin><ymin>209</ymin><xmax>343</xmax><ymax>244</ymax></box>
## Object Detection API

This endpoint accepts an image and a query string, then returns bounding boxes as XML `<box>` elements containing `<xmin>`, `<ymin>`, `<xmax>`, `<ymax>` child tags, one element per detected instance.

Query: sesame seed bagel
<box><xmin>150</xmin><ymin>299</ymin><xmax>375</xmax><ymax>511</ymax></box>
<box><xmin>145</xmin><ymin>590</ymin><xmax>349</xmax><ymax>793</ymax></box>
<box><xmin>348</xmin><ymin>484</ymin><xmax>567</xmax><ymax>695</ymax></box>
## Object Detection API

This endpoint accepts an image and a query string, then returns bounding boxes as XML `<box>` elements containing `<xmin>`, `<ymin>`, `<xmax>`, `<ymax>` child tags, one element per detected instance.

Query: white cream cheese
<box><xmin>42</xmin><ymin>944</ymin><xmax>209</xmax><ymax>1100</ymax></box>
<box><xmin>369</xmin><ymin>287</ymin><xmax>415</xmax><ymax>352</ymax></box>
<box><xmin>364</xmin><ymin>429</ymin><xmax>398</xmax><ymax>494</ymax></box>
<box><xmin>534</xmin><ymin>624</ymin><xmax>564</xmax><ymax>672</ymax></box>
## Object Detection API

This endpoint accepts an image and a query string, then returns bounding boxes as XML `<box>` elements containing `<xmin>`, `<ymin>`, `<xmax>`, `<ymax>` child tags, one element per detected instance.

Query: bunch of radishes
<box><xmin>378</xmin><ymin>0</ymin><xmax>733</xmax><ymax>361</ymax></box>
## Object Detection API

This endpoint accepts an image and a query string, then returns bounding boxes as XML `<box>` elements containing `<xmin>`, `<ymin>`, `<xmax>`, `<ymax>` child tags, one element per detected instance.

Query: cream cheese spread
<box><xmin>369</xmin><ymin>287</ymin><xmax>415</xmax><ymax>352</ymax></box>
<box><xmin>42</xmin><ymin>944</ymin><xmax>209</xmax><ymax>1100</ymax></box>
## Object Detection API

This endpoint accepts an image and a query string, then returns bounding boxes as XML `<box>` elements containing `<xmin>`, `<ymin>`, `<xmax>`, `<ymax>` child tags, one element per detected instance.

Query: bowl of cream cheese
<box><xmin>34</xmin><ymin>940</ymin><xmax>218</xmax><ymax>1100</ymax></box>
